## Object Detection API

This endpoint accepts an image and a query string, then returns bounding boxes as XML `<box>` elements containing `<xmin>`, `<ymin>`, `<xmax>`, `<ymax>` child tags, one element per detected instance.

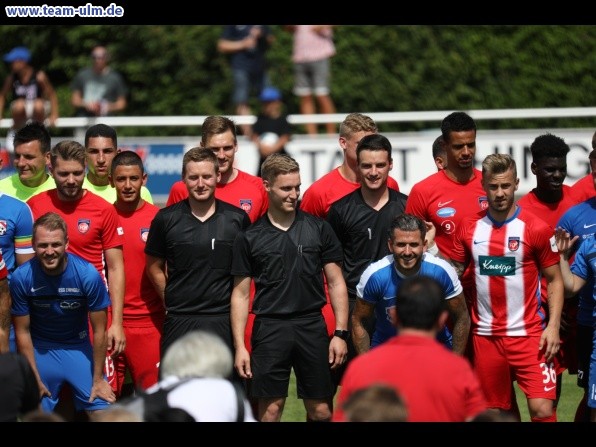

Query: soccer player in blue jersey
<box><xmin>556</xmin><ymin>229</ymin><xmax>596</xmax><ymax>422</ymax></box>
<box><xmin>0</xmin><ymin>189</ymin><xmax>34</xmax><ymax>352</ymax></box>
<box><xmin>555</xmin><ymin>146</ymin><xmax>596</xmax><ymax>421</ymax></box>
<box><xmin>9</xmin><ymin>212</ymin><xmax>116</xmax><ymax>416</ymax></box>
<box><xmin>352</xmin><ymin>213</ymin><xmax>470</xmax><ymax>355</ymax></box>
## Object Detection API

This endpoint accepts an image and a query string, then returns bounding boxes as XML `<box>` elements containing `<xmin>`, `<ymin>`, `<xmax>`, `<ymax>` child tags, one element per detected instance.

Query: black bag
<box><xmin>140</xmin><ymin>378</ymin><xmax>246</xmax><ymax>422</ymax></box>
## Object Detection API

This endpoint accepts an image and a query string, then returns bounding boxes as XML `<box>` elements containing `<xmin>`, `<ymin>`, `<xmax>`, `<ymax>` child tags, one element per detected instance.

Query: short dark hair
<box><xmin>111</xmin><ymin>150</ymin><xmax>144</xmax><ymax>176</ymax></box>
<box><xmin>529</xmin><ymin>133</ymin><xmax>570</xmax><ymax>161</ymax></box>
<box><xmin>432</xmin><ymin>135</ymin><xmax>445</xmax><ymax>159</ymax></box>
<box><xmin>388</xmin><ymin>214</ymin><xmax>426</xmax><ymax>242</ymax></box>
<box><xmin>13</xmin><ymin>121</ymin><xmax>51</xmax><ymax>154</ymax></box>
<box><xmin>441</xmin><ymin>111</ymin><xmax>476</xmax><ymax>143</ymax></box>
<box><xmin>85</xmin><ymin>123</ymin><xmax>117</xmax><ymax>148</ymax></box>
<box><xmin>394</xmin><ymin>275</ymin><xmax>446</xmax><ymax>330</ymax></box>
<box><xmin>356</xmin><ymin>133</ymin><xmax>392</xmax><ymax>163</ymax></box>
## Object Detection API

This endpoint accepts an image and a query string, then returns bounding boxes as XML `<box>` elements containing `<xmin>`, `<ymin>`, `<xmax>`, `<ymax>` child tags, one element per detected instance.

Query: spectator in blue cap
<box><xmin>0</xmin><ymin>46</ymin><xmax>59</xmax><ymax>152</ymax></box>
<box><xmin>251</xmin><ymin>87</ymin><xmax>292</xmax><ymax>177</ymax></box>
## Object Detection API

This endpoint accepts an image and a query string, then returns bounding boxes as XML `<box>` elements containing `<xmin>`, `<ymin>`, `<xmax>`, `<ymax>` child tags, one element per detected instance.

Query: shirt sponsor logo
<box><xmin>58</xmin><ymin>287</ymin><xmax>81</xmax><ymax>293</ymax></box>
<box><xmin>436</xmin><ymin>207</ymin><xmax>456</xmax><ymax>218</ymax></box>
<box><xmin>508</xmin><ymin>237</ymin><xmax>520</xmax><ymax>252</ymax></box>
<box><xmin>479</xmin><ymin>255</ymin><xmax>515</xmax><ymax>276</ymax></box>
<box><xmin>59</xmin><ymin>301</ymin><xmax>82</xmax><ymax>310</ymax></box>
<box><xmin>0</xmin><ymin>220</ymin><xmax>6</xmax><ymax>236</ymax></box>
<box><xmin>77</xmin><ymin>219</ymin><xmax>90</xmax><ymax>234</ymax></box>
<box><xmin>140</xmin><ymin>228</ymin><xmax>150</xmax><ymax>242</ymax></box>
<box><xmin>240</xmin><ymin>199</ymin><xmax>253</xmax><ymax>215</ymax></box>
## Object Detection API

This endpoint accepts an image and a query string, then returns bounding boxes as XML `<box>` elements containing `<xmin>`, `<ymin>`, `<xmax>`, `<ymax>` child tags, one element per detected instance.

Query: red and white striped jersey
<box><xmin>451</xmin><ymin>207</ymin><xmax>559</xmax><ymax>337</ymax></box>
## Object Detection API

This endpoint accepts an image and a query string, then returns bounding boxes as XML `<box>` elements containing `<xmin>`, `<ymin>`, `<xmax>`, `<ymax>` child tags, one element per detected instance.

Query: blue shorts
<box><xmin>35</xmin><ymin>345</ymin><xmax>111</xmax><ymax>412</ymax></box>
<box><xmin>577</xmin><ymin>323</ymin><xmax>592</xmax><ymax>388</ymax></box>
<box><xmin>586</xmin><ymin>328</ymin><xmax>596</xmax><ymax>408</ymax></box>
<box><xmin>231</xmin><ymin>68</ymin><xmax>269</xmax><ymax>105</ymax></box>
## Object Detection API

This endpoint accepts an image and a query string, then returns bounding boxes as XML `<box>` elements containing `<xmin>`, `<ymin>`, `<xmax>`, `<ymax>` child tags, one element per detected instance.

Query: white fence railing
<box><xmin>2</xmin><ymin>107</ymin><xmax>596</xmax><ymax>131</ymax></box>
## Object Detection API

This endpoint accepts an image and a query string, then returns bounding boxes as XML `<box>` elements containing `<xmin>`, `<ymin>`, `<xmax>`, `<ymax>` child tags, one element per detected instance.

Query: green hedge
<box><xmin>1</xmin><ymin>25</ymin><xmax>594</xmax><ymax>137</ymax></box>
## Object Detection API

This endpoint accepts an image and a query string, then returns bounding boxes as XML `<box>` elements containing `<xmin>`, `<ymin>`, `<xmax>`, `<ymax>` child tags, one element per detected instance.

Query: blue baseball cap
<box><xmin>259</xmin><ymin>87</ymin><xmax>282</xmax><ymax>102</ymax></box>
<box><xmin>3</xmin><ymin>46</ymin><xmax>31</xmax><ymax>63</ymax></box>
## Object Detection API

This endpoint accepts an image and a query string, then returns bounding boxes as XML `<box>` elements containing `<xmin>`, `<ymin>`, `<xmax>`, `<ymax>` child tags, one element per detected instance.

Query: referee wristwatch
<box><xmin>333</xmin><ymin>329</ymin><xmax>349</xmax><ymax>341</ymax></box>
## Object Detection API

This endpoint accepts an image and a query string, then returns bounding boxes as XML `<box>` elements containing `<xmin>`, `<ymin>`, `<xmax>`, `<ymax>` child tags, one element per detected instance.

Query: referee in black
<box><xmin>326</xmin><ymin>133</ymin><xmax>408</xmax><ymax>387</ymax></box>
<box><xmin>230</xmin><ymin>153</ymin><xmax>349</xmax><ymax>422</ymax></box>
<box><xmin>145</xmin><ymin>147</ymin><xmax>251</xmax><ymax>360</ymax></box>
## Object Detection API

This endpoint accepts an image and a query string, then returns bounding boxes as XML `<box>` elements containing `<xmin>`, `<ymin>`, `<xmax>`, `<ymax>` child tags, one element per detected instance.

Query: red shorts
<box><xmin>555</xmin><ymin>299</ymin><xmax>578</xmax><ymax>375</ymax></box>
<box><xmin>113</xmin><ymin>318</ymin><xmax>164</xmax><ymax>394</ymax></box>
<box><xmin>542</xmin><ymin>294</ymin><xmax>578</xmax><ymax>375</ymax></box>
<box><xmin>472</xmin><ymin>334</ymin><xmax>556</xmax><ymax>410</ymax></box>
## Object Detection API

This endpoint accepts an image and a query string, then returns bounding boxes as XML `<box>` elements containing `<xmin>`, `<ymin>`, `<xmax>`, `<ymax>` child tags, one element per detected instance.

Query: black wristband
<box><xmin>333</xmin><ymin>329</ymin><xmax>349</xmax><ymax>341</ymax></box>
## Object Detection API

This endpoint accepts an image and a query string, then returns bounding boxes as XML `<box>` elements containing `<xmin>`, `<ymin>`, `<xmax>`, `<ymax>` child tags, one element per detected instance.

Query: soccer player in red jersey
<box><xmin>27</xmin><ymin>140</ymin><xmax>125</xmax><ymax>395</ymax></box>
<box><xmin>517</xmin><ymin>133</ymin><xmax>579</xmax><ymax>417</ymax></box>
<box><xmin>569</xmin><ymin>131</ymin><xmax>596</xmax><ymax>203</ymax></box>
<box><xmin>450</xmin><ymin>154</ymin><xmax>564</xmax><ymax>422</ymax></box>
<box><xmin>109</xmin><ymin>150</ymin><xmax>165</xmax><ymax>394</ymax></box>
<box><xmin>166</xmin><ymin>116</ymin><xmax>268</xmax><ymax>224</ymax></box>
<box><xmin>406</xmin><ymin>111</ymin><xmax>487</xmax><ymax>262</ymax></box>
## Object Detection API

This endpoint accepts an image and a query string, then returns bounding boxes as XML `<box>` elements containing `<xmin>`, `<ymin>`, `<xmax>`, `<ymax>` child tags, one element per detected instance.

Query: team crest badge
<box><xmin>0</xmin><ymin>220</ymin><xmax>6</xmax><ymax>236</ymax></box>
<box><xmin>77</xmin><ymin>219</ymin><xmax>90</xmax><ymax>234</ymax></box>
<box><xmin>508</xmin><ymin>237</ymin><xmax>520</xmax><ymax>252</ymax></box>
<box><xmin>478</xmin><ymin>196</ymin><xmax>489</xmax><ymax>210</ymax></box>
<box><xmin>140</xmin><ymin>228</ymin><xmax>150</xmax><ymax>242</ymax></box>
<box><xmin>240</xmin><ymin>199</ymin><xmax>253</xmax><ymax>215</ymax></box>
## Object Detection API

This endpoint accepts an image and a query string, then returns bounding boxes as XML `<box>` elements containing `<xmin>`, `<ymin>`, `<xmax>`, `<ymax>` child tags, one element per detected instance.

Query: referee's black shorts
<box><xmin>161</xmin><ymin>313</ymin><xmax>232</xmax><ymax>358</ymax></box>
<box><xmin>250</xmin><ymin>312</ymin><xmax>334</xmax><ymax>400</ymax></box>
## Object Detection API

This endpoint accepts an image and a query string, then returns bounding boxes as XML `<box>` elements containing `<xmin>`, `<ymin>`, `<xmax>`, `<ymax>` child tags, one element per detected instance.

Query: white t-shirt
<box><xmin>121</xmin><ymin>376</ymin><xmax>257</xmax><ymax>422</ymax></box>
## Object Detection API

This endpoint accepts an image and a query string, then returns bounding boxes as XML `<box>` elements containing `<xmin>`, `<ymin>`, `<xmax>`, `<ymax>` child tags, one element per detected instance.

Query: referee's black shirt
<box><xmin>231</xmin><ymin>209</ymin><xmax>343</xmax><ymax>316</ymax></box>
<box><xmin>327</xmin><ymin>188</ymin><xmax>408</xmax><ymax>298</ymax></box>
<box><xmin>145</xmin><ymin>199</ymin><xmax>251</xmax><ymax>314</ymax></box>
